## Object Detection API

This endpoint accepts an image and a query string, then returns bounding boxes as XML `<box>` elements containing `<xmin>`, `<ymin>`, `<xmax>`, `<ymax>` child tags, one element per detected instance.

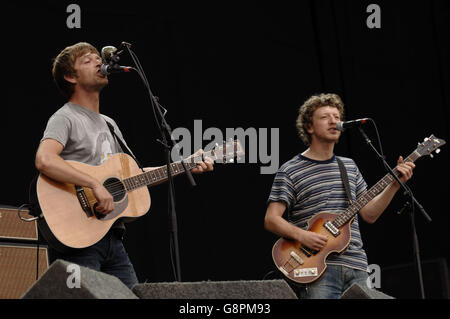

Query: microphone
<box><xmin>101</xmin><ymin>45</ymin><xmax>123</xmax><ymax>63</ymax></box>
<box><xmin>336</xmin><ymin>118</ymin><xmax>370</xmax><ymax>132</ymax></box>
<box><xmin>100</xmin><ymin>45</ymin><xmax>133</xmax><ymax>75</ymax></box>
<box><xmin>100</xmin><ymin>64</ymin><xmax>133</xmax><ymax>75</ymax></box>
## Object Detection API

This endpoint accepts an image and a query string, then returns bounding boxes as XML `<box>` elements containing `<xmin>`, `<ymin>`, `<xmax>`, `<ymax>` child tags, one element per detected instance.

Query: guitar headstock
<box><xmin>416</xmin><ymin>135</ymin><xmax>446</xmax><ymax>158</ymax></box>
<box><xmin>211</xmin><ymin>139</ymin><xmax>245</xmax><ymax>164</ymax></box>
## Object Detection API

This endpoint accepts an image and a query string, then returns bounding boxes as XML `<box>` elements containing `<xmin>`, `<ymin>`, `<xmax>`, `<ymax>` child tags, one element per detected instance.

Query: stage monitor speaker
<box><xmin>381</xmin><ymin>258</ymin><xmax>450</xmax><ymax>299</ymax></box>
<box><xmin>21</xmin><ymin>259</ymin><xmax>138</xmax><ymax>299</ymax></box>
<box><xmin>0</xmin><ymin>243</ymin><xmax>48</xmax><ymax>299</ymax></box>
<box><xmin>132</xmin><ymin>280</ymin><xmax>298</xmax><ymax>299</ymax></box>
<box><xmin>0</xmin><ymin>206</ymin><xmax>38</xmax><ymax>241</ymax></box>
<box><xmin>340</xmin><ymin>283</ymin><xmax>394</xmax><ymax>299</ymax></box>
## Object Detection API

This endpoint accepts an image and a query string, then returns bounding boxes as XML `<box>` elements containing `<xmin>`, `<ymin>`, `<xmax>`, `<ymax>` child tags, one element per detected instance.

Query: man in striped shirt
<box><xmin>264</xmin><ymin>93</ymin><xmax>415</xmax><ymax>299</ymax></box>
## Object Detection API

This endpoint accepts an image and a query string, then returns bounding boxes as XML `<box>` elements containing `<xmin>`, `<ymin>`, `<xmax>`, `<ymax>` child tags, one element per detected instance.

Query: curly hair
<box><xmin>52</xmin><ymin>42</ymin><xmax>100</xmax><ymax>98</ymax></box>
<box><xmin>296</xmin><ymin>93</ymin><xmax>345</xmax><ymax>146</ymax></box>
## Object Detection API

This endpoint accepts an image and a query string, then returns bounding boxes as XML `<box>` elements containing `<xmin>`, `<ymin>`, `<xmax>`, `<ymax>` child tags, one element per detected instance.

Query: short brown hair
<box><xmin>296</xmin><ymin>93</ymin><xmax>345</xmax><ymax>146</ymax></box>
<box><xmin>52</xmin><ymin>42</ymin><xmax>100</xmax><ymax>98</ymax></box>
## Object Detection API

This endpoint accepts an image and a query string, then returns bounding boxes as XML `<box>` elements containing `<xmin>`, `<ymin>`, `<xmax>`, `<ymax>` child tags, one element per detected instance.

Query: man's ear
<box><xmin>305</xmin><ymin>123</ymin><xmax>313</xmax><ymax>134</ymax></box>
<box><xmin>64</xmin><ymin>74</ymin><xmax>77</xmax><ymax>84</ymax></box>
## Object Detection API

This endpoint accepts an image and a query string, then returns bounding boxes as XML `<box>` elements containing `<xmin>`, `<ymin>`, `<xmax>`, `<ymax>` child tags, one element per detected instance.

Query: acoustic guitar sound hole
<box><xmin>104</xmin><ymin>178</ymin><xmax>126</xmax><ymax>202</ymax></box>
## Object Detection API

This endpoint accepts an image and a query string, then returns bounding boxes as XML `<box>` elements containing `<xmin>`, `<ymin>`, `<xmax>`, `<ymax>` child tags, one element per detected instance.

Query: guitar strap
<box><xmin>105</xmin><ymin>120</ymin><xmax>144</xmax><ymax>171</ymax></box>
<box><xmin>336</xmin><ymin>157</ymin><xmax>353</xmax><ymax>205</ymax></box>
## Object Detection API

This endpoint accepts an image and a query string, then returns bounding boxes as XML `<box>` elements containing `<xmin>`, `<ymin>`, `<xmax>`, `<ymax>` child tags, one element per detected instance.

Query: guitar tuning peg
<box><xmin>424</xmin><ymin>137</ymin><xmax>429</xmax><ymax>141</ymax></box>
<box><xmin>435</xmin><ymin>148</ymin><xmax>441</xmax><ymax>154</ymax></box>
<box><xmin>430</xmin><ymin>154</ymin><xmax>434</xmax><ymax>159</ymax></box>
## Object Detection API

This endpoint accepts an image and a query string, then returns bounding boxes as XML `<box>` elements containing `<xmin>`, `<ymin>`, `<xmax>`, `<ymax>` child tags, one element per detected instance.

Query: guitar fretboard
<box><xmin>332</xmin><ymin>150</ymin><xmax>420</xmax><ymax>228</ymax></box>
<box><xmin>113</xmin><ymin>139</ymin><xmax>242</xmax><ymax>192</ymax></box>
<box><xmin>122</xmin><ymin>154</ymin><xmax>206</xmax><ymax>191</ymax></box>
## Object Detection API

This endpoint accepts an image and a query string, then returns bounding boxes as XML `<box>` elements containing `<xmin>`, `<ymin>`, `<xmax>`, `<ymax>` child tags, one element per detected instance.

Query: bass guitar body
<box><xmin>272</xmin><ymin>212</ymin><xmax>351</xmax><ymax>284</ymax></box>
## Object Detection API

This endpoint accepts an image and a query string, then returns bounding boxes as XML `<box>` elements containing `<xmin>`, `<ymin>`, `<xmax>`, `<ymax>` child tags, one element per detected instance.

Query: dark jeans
<box><xmin>48</xmin><ymin>229</ymin><xmax>138</xmax><ymax>289</ymax></box>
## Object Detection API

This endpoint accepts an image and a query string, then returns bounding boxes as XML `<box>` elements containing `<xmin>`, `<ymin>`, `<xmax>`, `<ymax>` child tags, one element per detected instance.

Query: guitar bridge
<box><xmin>290</xmin><ymin>251</ymin><xmax>304</xmax><ymax>265</ymax></box>
<box><xmin>75</xmin><ymin>185</ymin><xmax>93</xmax><ymax>217</ymax></box>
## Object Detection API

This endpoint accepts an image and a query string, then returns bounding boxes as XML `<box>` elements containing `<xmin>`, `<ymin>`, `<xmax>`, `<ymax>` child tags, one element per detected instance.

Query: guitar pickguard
<box><xmin>95</xmin><ymin>195</ymin><xmax>129</xmax><ymax>221</ymax></box>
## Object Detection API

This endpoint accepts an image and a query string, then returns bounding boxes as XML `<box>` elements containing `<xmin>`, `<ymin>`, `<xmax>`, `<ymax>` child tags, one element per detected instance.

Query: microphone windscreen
<box><xmin>101</xmin><ymin>46</ymin><xmax>117</xmax><ymax>61</ymax></box>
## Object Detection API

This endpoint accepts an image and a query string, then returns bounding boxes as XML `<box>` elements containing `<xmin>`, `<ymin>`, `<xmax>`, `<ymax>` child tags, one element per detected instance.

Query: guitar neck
<box><xmin>332</xmin><ymin>150</ymin><xmax>421</xmax><ymax>228</ymax></box>
<box><xmin>122</xmin><ymin>154</ymin><xmax>207</xmax><ymax>191</ymax></box>
<box><xmin>112</xmin><ymin>139</ymin><xmax>243</xmax><ymax>192</ymax></box>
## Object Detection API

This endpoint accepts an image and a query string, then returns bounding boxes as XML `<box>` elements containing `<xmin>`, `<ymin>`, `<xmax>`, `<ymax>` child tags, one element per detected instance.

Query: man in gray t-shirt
<box><xmin>42</xmin><ymin>101</ymin><xmax>127</xmax><ymax>166</ymax></box>
<box><xmin>35</xmin><ymin>42</ymin><xmax>213</xmax><ymax>289</ymax></box>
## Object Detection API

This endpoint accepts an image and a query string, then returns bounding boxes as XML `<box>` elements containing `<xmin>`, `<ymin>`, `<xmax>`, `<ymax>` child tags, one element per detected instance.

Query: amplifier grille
<box><xmin>0</xmin><ymin>208</ymin><xmax>38</xmax><ymax>240</ymax></box>
<box><xmin>0</xmin><ymin>244</ymin><xmax>49</xmax><ymax>299</ymax></box>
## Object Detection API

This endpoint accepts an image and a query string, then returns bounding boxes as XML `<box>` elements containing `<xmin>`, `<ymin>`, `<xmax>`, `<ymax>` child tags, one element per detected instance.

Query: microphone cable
<box><xmin>366</xmin><ymin>118</ymin><xmax>385</xmax><ymax>159</ymax></box>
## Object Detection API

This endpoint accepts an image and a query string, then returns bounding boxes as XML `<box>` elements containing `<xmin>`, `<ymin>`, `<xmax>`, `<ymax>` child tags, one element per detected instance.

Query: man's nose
<box><xmin>329</xmin><ymin>117</ymin><xmax>338</xmax><ymax>124</ymax></box>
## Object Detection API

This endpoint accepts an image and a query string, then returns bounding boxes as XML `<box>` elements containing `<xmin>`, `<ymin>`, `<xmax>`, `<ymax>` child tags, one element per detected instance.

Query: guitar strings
<box><xmin>100</xmin><ymin>155</ymin><xmax>203</xmax><ymax>191</ymax></box>
<box><xmin>84</xmin><ymin>162</ymin><xmax>196</xmax><ymax>205</ymax></box>
<box><xmin>84</xmin><ymin>151</ymin><xmax>225</xmax><ymax>205</ymax></box>
<box><xmin>98</xmin><ymin>149</ymin><xmax>226</xmax><ymax>192</ymax></box>
<box><xmin>100</xmin><ymin>156</ymin><xmax>201</xmax><ymax>191</ymax></box>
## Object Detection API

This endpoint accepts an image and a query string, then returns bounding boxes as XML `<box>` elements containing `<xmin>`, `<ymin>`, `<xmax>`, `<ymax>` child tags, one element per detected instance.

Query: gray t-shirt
<box><xmin>41</xmin><ymin>102</ymin><xmax>129</xmax><ymax>165</ymax></box>
<box><xmin>41</xmin><ymin>102</ymin><xmax>131</xmax><ymax>233</ymax></box>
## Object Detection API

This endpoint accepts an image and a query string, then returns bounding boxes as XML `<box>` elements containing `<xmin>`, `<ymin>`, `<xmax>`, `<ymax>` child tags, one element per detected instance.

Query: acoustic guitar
<box><xmin>30</xmin><ymin>139</ymin><xmax>243</xmax><ymax>252</ymax></box>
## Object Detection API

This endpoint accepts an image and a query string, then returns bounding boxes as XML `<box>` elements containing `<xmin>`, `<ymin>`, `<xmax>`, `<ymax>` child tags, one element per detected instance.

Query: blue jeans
<box><xmin>48</xmin><ymin>229</ymin><xmax>138</xmax><ymax>289</ymax></box>
<box><xmin>290</xmin><ymin>264</ymin><xmax>369</xmax><ymax>299</ymax></box>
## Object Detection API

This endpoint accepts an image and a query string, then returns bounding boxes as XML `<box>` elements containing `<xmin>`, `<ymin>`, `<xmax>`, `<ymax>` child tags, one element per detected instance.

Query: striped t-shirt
<box><xmin>268</xmin><ymin>154</ymin><xmax>368</xmax><ymax>272</ymax></box>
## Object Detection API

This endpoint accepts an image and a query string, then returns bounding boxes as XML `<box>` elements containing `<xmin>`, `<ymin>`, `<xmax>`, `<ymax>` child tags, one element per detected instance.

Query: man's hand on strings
<box><xmin>395</xmin><ymin>156</ymin><xmax>415</xmax><ymax>185</ymax></box>
<box><xmin>191</xmin><ymin>149</ymin><xmax>214</xmax><ymax>174</ymax></box>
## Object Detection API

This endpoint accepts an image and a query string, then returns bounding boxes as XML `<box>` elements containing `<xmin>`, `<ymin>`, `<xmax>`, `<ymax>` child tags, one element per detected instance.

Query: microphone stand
<box><xmin>153</xmin><ymin>96</ymin><xmax>196</xmax><ymax>283</ymax></box>
<box><xmin>357</xmin><ymin>126</ymin><xmax>430</xmax><ymax>299</ymax></box>
<box><xmin>123</xmin><ymin>42</ymin><xmax>197</xmax><ymax>282</ymax></box>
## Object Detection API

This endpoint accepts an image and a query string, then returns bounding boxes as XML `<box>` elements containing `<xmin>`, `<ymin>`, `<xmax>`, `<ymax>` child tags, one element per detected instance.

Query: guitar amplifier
<box><xmin>0</xmin><ymin>206</ymin><xmax>38</xmax><ymax>241</ymax></box>
<box><xmin>0</xmin><ymin>243</ymin><xmax>49</xmax><ymax>299</ymax></box>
